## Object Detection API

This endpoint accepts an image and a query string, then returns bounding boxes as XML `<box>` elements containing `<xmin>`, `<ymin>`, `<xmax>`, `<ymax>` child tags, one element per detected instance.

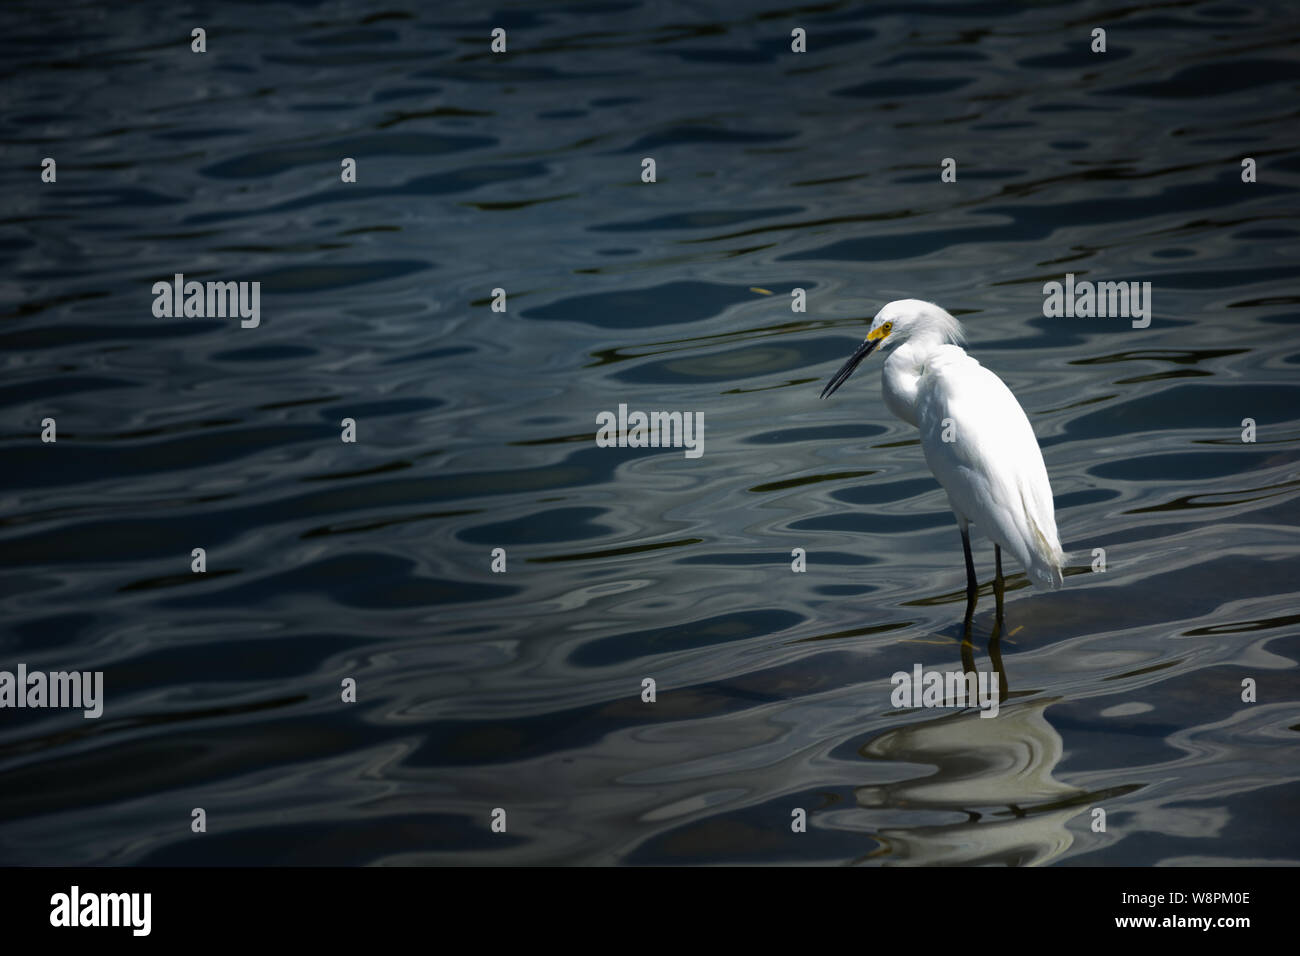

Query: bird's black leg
<box><xmin>960</xmin><ymin>525</ymin><xmax>978</xmax><ymax>641</ymax></box>
<box><xmin>994</xmin><ymin>544</ymin><xmax>1005</xmax><ymax>626</ymax></box>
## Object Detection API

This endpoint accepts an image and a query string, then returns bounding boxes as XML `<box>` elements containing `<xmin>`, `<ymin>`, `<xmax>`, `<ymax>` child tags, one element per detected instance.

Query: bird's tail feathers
<box><xmin>1021</xmin><ymin>490</ymin><xmax>1065</xmax><ymax>590</ymax></box>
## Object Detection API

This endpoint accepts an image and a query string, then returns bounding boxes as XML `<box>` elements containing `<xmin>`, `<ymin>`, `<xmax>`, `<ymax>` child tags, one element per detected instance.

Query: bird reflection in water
<box><xmin>858</xmin><ymin>639</ymin><xmax>1092</xmax><ymax>866</ymax></box>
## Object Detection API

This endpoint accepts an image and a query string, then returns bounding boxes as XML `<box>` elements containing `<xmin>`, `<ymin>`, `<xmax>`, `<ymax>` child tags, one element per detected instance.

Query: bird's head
<box><xmin>820</xmin><ymin>299</ymin><xmax>964</xmax><ymax>399</ymax></box>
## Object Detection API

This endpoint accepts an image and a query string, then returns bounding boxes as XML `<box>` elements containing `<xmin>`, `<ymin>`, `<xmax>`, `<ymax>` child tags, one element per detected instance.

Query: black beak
<box><xmin>820</xmin><ymin>337</ymin><xmax>879</xmax><ymax>399</ymax></box>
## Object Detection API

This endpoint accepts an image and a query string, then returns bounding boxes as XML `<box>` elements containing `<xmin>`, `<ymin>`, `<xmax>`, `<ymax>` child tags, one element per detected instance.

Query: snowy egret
<box><xmin>820</xmin><ymin>299</ymin><xmax>1063</xmax><ymax>629</ymax></box>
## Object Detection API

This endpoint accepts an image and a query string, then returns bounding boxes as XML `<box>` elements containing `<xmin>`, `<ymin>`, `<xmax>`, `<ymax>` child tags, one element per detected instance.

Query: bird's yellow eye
<box><xmin>866</xmin><ymin>321</ymin><xmax>893</xmax><ymax>342</ymax></box>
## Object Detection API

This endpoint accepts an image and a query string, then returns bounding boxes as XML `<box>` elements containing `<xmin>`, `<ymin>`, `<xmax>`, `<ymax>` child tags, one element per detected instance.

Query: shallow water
<box><xmin>1</xmin><ymin>0</ymin><xmax>1298</xmax><ymax>865</ymax></box>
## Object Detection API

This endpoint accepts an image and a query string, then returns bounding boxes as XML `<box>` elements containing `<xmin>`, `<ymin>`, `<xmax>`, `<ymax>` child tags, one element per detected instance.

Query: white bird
<box><xmin>820</xmin><ymin>299</ymin><xmax>1063</xmax><ymax>626</ymax></box>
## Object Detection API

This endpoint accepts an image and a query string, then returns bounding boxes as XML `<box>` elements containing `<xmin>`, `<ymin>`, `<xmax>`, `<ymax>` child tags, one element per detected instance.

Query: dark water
<box><xmin>1</xmin><ymin>0</ymin><xmax>1298</xmax><ymax>866</ymax></box>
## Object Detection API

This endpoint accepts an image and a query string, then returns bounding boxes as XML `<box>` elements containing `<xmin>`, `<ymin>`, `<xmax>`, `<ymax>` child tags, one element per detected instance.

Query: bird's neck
<box><xmin>882</xmin><ymin>344</ymin><xmax>925</xmax><ymax>427</ymax></box>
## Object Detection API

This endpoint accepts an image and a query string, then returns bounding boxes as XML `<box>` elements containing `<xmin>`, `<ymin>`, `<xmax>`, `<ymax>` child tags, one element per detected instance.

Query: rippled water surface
<box><xmin>1</xmin><ymin>0</ymin><xmax>1298</xmax><ymax>865</ymax></box>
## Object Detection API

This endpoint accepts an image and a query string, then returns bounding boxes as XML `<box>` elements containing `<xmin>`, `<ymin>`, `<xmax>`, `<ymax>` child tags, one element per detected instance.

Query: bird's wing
<box><xmin>915</xmin><ymin>348</ymin><xmax>1063</xmax><ymax>588</ymax></box>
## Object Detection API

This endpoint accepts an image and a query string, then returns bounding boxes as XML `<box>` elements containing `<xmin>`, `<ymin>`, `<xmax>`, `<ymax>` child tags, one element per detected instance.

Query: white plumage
<box><xmin>821</xmin><ymin>299</ymin><xmax>1063</xmax><ymax>613</ymax></box>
